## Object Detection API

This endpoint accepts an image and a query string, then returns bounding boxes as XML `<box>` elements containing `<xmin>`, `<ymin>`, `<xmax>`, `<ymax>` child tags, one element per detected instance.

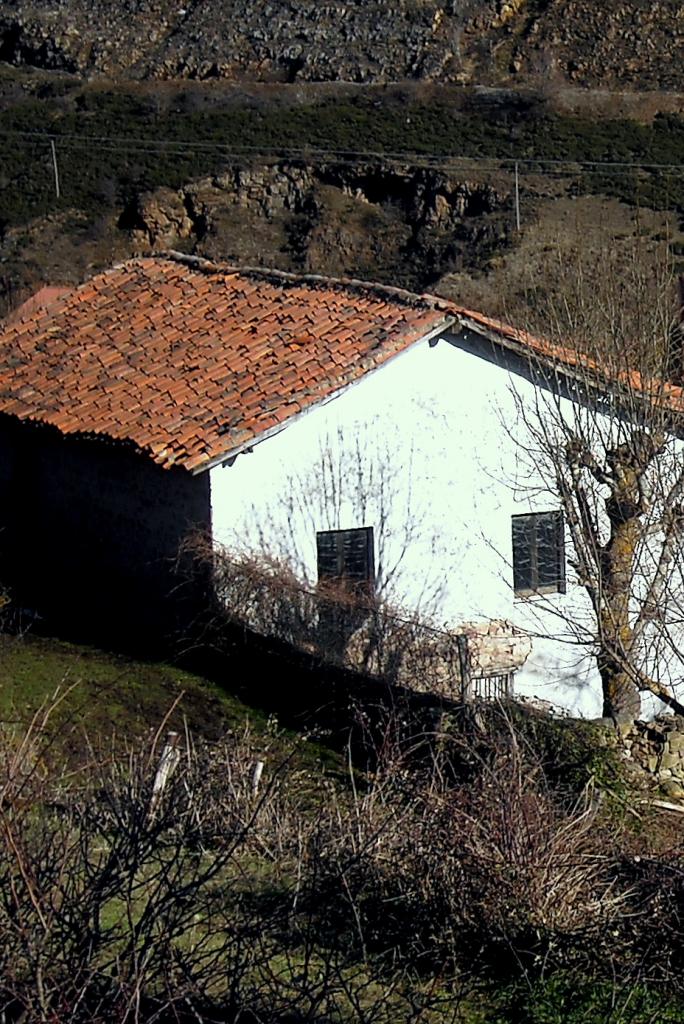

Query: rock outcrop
<box><xmin>0</xmin><ymin>0</ymin><xmax>485</xmax><ymax>82</ymax></box>
<box><xmin>509</xmin><ymin>0</ymin><xmax>684</xmax><ymax>92</ymax></box>
<box><xmin>1</xmin><ymin>0</ymin><xmax>683</xmax><ymax>89</ymax></box>
<box><xmin>120</xmin><ymin>160</ymin><xmax>510</xmax><ymax>288</ymax></box>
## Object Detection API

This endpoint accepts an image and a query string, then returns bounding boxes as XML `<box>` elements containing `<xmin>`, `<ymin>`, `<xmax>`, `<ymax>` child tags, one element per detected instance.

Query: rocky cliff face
<box><xmin>1</xmin><ymin>0</ymin><xmax>683</xmax><ymax>89</ymax></box>
<box><xmin>119</xmin><ymin>160</ymin><xmax>509</xmax><ymax>287</ymax></box>
<box><xmin>0</xmin><ymin>0</ymin><xmax>485</xmax><ymax>82</ymax></box>
<box><xmin>0</xmin><ymin>156</ymin><xmax>511</xmax><ymax>316</ymax></box>
<box><xmin>509</xmin><ymin>0</ymin><xmax>684</xmax><ymax>92</ymax></box>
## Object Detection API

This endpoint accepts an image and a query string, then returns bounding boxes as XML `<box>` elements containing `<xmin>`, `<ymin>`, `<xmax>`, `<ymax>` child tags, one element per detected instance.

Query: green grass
<box><xmin>0</xmin><ymin>632</ymin><xmax>248</xmax><ymax>743</ymax></box>
<box><xmin>0</xmin><ymin>631</ymin><xmax>342</xmax><ymax>776</ymax></box>
<box><xmin>492</xmin><ymin>973</ymin><xmax>684</xmax><ymax>1024</ymax></box>
<box><xmin>1</xmin><ymin>630</ymin><xmax>682</xmax><ymax>1024</ymax></box>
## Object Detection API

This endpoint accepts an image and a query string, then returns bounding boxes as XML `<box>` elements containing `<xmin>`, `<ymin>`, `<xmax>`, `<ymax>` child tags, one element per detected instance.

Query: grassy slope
<box><xmin>2</xmin><ymin>633</ymin><xmax>684</xmax><ymax>1022</ymax></box>
<box><xmin>1</xmin><ymin>75</ymin><xmax>683</xmax><ymax>316</ymax></box>
<box><xmin>0</xmin><ymin>631</ymin><xmax>343</xmax><ymax>777</ymax></box>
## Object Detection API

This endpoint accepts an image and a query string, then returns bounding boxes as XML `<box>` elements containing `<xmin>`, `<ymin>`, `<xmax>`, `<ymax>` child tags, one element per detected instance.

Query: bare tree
<box><xmin>508</xmin><ymin>245</ymin><xmax>684</xmax><ymax>720</ymax></box>
<box><xmin>229</xmin><ymin>421</ymin><xmax>453</xmax><ymax>619</ymax></box>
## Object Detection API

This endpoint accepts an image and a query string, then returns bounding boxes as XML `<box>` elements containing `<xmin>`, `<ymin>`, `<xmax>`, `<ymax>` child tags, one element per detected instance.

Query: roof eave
<box><xmin>188</xmin><ymin>316</ymin><xmax>455</xmax><ymax>475</ymax></box>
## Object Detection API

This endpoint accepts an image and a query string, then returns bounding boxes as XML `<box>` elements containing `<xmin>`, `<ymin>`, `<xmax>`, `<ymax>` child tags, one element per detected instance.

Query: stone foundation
<box><xmin>620</xmin><ymin>716</ymin><xmax>684</xmax><ymax>801</ymax></box>
<box><xmin>344</xmin><ymin>617</ymin><xmax>532</xmax><ymax>698</ymax></box>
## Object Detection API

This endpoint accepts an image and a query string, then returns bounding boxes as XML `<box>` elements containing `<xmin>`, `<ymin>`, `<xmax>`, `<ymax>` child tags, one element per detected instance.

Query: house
<box><xmin>0</xmin><ymin>253</ymin><xmax>680</xmax><ymax>716</ymax></box>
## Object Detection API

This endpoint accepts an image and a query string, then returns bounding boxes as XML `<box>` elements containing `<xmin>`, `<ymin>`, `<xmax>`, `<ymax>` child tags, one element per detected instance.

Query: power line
<box><xmin>0</xmin><ymin>127</ymin><xmax>683</xmax><ymax>174</ymax></box>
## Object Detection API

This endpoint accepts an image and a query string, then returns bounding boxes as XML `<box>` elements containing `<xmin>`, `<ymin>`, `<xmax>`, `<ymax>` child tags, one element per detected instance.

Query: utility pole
<box><xmin>50</xmin><ymin>138</ymin><xmax>61</xmax><ymax>199</ymax></box>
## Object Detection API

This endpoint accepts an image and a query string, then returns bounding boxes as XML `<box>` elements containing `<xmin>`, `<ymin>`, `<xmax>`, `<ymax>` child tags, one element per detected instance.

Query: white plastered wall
<box><xmin>209</xmin><ymin>332</ymin><xmax>683</xmax><ymax>719</ymax></box>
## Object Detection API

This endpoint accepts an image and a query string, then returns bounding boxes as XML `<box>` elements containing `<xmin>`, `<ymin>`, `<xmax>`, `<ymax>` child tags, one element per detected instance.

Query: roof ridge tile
<box><xmin>158</xmin><ymin>250</ymin><xmax>448</xmax><ymax>313</ymax></box>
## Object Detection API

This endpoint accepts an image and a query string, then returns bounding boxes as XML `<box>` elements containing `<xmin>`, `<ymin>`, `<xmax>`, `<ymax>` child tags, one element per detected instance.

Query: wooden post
<box><xmin>148</xmin><ymin>730</ymin><xmax>181</xmax><ymax>822</ymax></box>
<box><xmin>514</xmin><ymin>161</ymin><xmax>521</xmax><ymax>232</ymax></box>
<box><xmin>251</xmin><ymin>760</ymin><xmax>265</xmax><ymax>798</ymax></box>
<box><xmin>49</xmin><ymin>138</ymin><xmax>61</xmax><ymax>200</ymax></box>
<box><xmin>457</xmin><ymin>634</ymin><xmax>472</xmax><ymax>701</ymax></box>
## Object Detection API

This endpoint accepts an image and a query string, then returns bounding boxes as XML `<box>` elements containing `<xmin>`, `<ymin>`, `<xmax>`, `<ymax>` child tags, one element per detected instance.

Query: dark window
<box><xmin>316</xmin><ymin>526</ymin><xmax>375</xmax><ymax>592</ymax></box>
<box><xmin>512</xmin><ymin>511</ymin><xmax>566</xmax><ymax>596</ymax></box>
<box><xmin>316</xmin><ymin>527</ymin><xmax>376</xmax><ymax>655</ymax></box>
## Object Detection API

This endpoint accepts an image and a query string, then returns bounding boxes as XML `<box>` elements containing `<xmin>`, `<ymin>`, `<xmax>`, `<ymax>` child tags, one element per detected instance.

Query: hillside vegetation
<box><xmin>2</xmin><ymin>1</ymin><xmax>684</xmax><ymax>1019</ymax></box>
<box><xmin>0</xmin><ymin>631</ymin><xmax>335</xmax><ymax>772</ymax></box>
<box><xmin>1</xmin><ymin>76</ymin><xmax>683</xmax><ymax>316</ymax></box>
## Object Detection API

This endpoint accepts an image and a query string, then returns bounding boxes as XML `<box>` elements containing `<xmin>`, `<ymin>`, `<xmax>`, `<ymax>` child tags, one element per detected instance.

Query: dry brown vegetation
<box><xmin>196</xmin><ymin>542</ymin><xmax>473</xmax><ymax>701</ymax></box>
<box><xmin>1</xmin><ymin>687</ymin><xmax>683</xmax><ymax>1023</ymax></box>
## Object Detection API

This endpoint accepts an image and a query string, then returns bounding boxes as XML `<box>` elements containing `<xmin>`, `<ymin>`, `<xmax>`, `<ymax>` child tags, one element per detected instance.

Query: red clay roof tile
<box><xmin>5</xmin><ymin>286</ymin><xmax>73</xmax><ymax>326</ymax></box>
<box><xmin>12</xmin><ymin>258</ymin><xmax>668</xmax><ymax>474</ymax></box>
<box><xmin>0</xmin><ymin>257</ymin><xmax>453</xmax><ymax>472</ymax></box>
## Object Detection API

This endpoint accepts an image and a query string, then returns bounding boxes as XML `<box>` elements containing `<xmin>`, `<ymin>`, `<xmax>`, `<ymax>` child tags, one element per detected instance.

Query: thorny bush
<box><xmin>192</xmin><ymin>540</ymin><xmax>472</xmax><ymax>699</ymax></box>
<box><xmin>305</xmin><ymin>719</ymin><xmax>631</xmax><ymax>974</ymax></box>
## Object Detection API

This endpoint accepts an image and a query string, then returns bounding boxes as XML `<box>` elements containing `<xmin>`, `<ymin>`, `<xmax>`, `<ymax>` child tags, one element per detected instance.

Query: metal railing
<box><xmin>470</xmin><ymin>672</ymin><xmax>515</xmax><ymax>702</ymax></box>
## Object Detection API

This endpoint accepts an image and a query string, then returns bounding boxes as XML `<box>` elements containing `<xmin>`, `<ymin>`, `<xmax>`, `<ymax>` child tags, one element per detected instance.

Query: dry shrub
<box><xmin>617</xmin><ymin>847</ymin><xmax>684</xmax><ymax>990</ymax></box>
<box><xmin>210</xmin><ymin>546</ymin><xmax>320</xmax><ymax>649</ymax></box>
<box><xmin>0</xmin><ymin>710</ymin><xmax>483</xmax><ymax>1023</ymax></box>
<box><xmin>444</xmin><ymin>752</ymin><xmax>622</xmax><ymax>949</ymax></box>
<box><xmin>0</xmin><ymin>687</ymin><xmax>75</xmax><ymax>810</ymax></box>
<box><xmin>2</xmin><ymin>695</ymin><xmax>683</xmax><ymax>1022</ymax></box>
<box><xmin>308</xmin><ymin>718</ymin><xmax>629</xmax><ymax>972</ymax></box>
<box><xmin>0</xmin><ymin>714</ymin><xmax>314</xmax><ymax>1023</ymax></box>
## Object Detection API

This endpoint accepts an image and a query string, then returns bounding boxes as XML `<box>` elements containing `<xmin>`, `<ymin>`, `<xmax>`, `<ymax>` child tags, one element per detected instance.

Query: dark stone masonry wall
<box><xmin>0</xmin><ymin>416</ymin><xmax>212</xmax><ymax>651</ymax></box>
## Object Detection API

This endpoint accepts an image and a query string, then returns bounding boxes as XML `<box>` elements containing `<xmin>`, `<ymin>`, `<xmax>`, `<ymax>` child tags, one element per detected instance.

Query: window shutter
<box><xmin>316</xmin><ymin>530</ymin><xmax>341</xmax><ymax>581</ymax></box>
<box><xmin>512</xmin><ymin>515</ymin><xmax>535</xmax><ymax>594</ymax></box>
<box><xmin>537</xmin><ymin>509</ymin><xmax>566</xmax><ymax>592</ymax></box>
<box><xmin>342</xmin><ymin>527</ymin><xmax>375</xmax><ymax>585</ymax></box>
<box><xmin>512</xmin><ymin>511</ymin><xmax>566</xmax><ymax>595</ymax></box>
<box><xmin>317</xmin><ymin>527</ymin><xmax>375</xmax><ymax>588</ymax></box>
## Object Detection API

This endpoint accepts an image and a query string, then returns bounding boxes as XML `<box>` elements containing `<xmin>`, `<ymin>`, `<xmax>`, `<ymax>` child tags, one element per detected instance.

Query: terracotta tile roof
<box><xmin>0</xmin><ymin>257</ymin><xmax>453</xmax><ymax>472</ymax></box>
<box><xmin>455</xmin><ymin>307</ymin><xmax>684</xmax><ymax>410</ymax></box>
<box><xmin>4</xmin><ymin>286</ymin><xmax>72</xmax><ymax>326</ymax></box>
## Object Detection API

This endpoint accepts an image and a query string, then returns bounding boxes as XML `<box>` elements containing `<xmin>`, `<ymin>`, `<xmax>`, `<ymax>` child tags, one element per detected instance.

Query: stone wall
<box><xmin>343</xmin><ymin>617</ymin><xmax>532</xmax><ymax>698</ymax></box>
<box><xmin>621</xmin><ymin>716</ymin><xmax>684</xmax><ymax>802</ymax></box>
